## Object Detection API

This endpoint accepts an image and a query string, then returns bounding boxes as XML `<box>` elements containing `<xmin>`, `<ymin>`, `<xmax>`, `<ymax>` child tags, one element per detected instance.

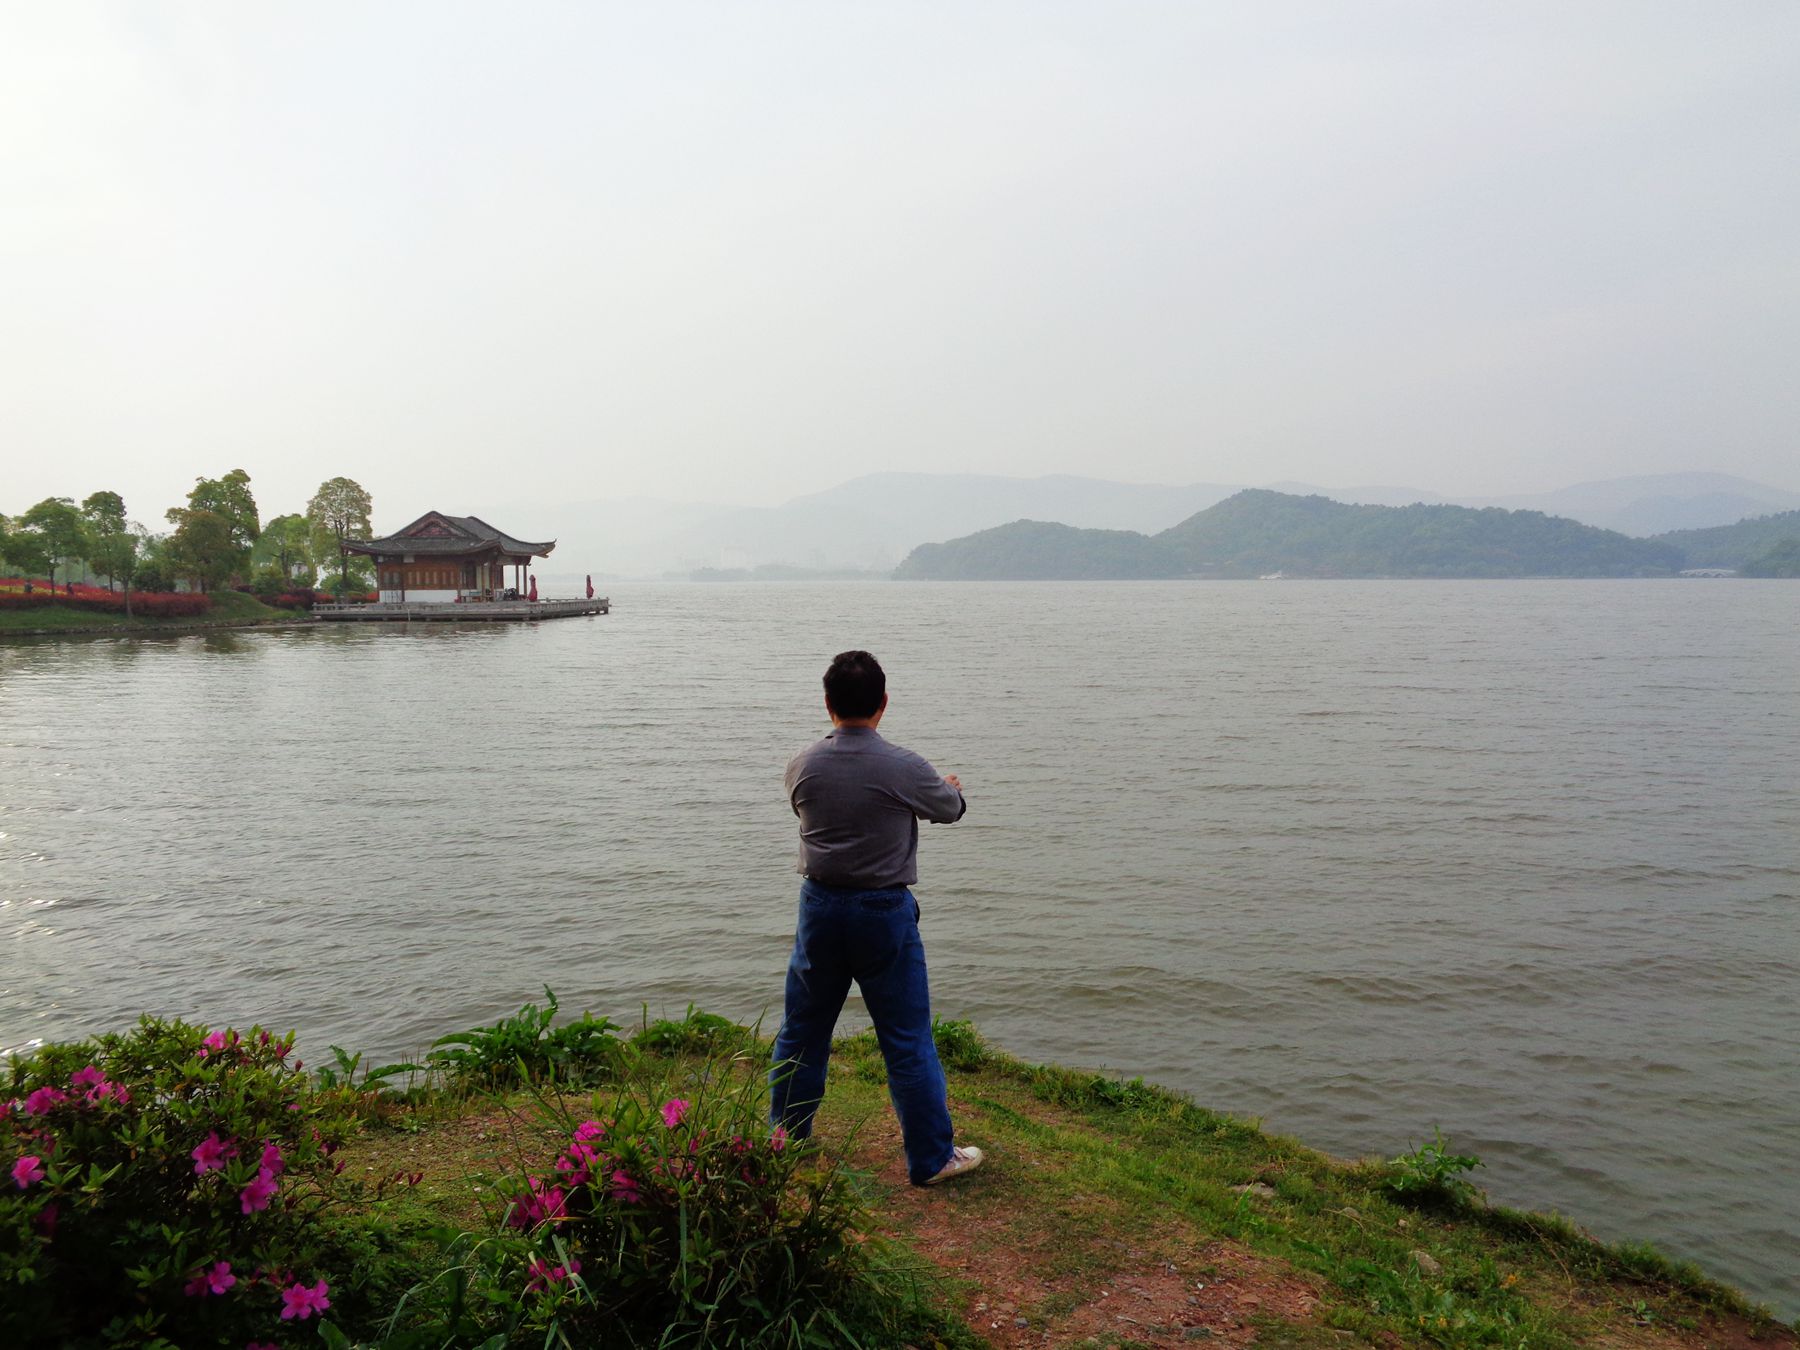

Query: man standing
<box><xmin>771</xmin><ymin>650</ymin><xmax>985</xmax><ymax>1186</ymax></box>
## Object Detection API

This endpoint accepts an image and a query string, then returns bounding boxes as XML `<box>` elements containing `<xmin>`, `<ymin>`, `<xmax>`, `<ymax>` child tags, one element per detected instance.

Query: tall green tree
<box><xmin>169</xmin><ymin>471</ymin><xmax>259</xmax><ymax>586</ymax></box>
<box><xmin>163</xmin><ymin>507</ymin><xmax>238</xmax><ymax>593</ymax></box>
<box><xmin>19</xmin><ymin>498</ymin><xmax>90</xmax><ymax>590</ymax></box>
<box><xmin>81</xmin><ymin>491</ymin><xmax>132</xmax><ymax>592</ymax></box>
<box><xmin>253</xmin><ymin>513</ymin><xmax>316</xmax><ymax>584</ymax></box>
<box><xmin>186</xmin><ymin>470</ymin><xmax>260</xmax><ymax>554</ymax></box>
<box><xmin>306</xmin><ymin>477</ymin><xmax>374</xmax><ymax>596</ymax></box>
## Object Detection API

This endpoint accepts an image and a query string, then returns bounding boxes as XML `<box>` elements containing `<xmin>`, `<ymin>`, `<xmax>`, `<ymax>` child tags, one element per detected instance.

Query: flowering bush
<box><xmin>0</xmin><ymin>578</ymin><xmax>211</xmax><ymax>618</ymax></box>
<box><xmin>472</xmin><ymin>1066</ymin><xmax>869</xmax><ymax>1345</ymax></box>
<box><xmin>1</xmin><ymin>1018</ymin><xmax>354</xmax><ymax>1348</ymax></box>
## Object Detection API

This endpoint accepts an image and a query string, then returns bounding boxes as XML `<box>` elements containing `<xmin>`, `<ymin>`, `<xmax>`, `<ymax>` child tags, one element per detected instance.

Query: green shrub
<box><xmin>631</xmin><ymin>1005</ymin><xmax>753</xmax><ymax>1057</ymax></box>
<box><xmin>1</xmin><ymin>1017</ymin><xmax>359</xmax><ymax>1348</ymax></box>
<box><xmin>930</xmin><ymin>1017</ymin><xmax>988</xmax><ymax>1072</ymax></box>
<box><xmin>1385</xmin><ymin>1128</ymin><xmax>1484</xmax><ymax>1207</ymax></box>
<box><xmin>427</xmin><ymin>989</ymin><xmax>622</xmax><ymax>1091</ymax></box>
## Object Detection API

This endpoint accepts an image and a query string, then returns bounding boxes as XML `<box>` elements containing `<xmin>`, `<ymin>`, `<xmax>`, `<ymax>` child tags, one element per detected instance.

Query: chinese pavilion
<box><xmin>342</xmin><ymin>512</ymin><xmax>555</xmax><ymax>604</ymax></box>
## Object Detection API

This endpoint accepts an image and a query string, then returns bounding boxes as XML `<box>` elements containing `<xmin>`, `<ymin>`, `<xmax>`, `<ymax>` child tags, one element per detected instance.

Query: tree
<box><xmin>81</xmin><ymin>491</ymin><xmax>132</xmax><ymax>592</ymax></box>
<box><xmin>253</xmin><ymin>513</ymin><xmax>316</xmax><ymax>585</ymax></box>
<box><xmin>19</xmin><ymin>498</ymin><xmax>90</xmax><ymax>590</ymax></box>
<box><xmin>133</xmin><ymin>533</ymin><xmax>176</xmax><ymax>594</ymax></box>
<box><xmin>163</xmin><ymin>507</ymin><xmax>238</xmax><ymax>593</ymax></box>
<box><xmin>0</xmin><ymin>513</ymin><xmax>43</xmax><ymax>580</ymax></box>
<box><xmin>306</xmin><ymin>477</ymin><xmax>374</xmax><ymax>596</ymax></box>
<box><xmin>318</xmin><ymin>557</ymin><xmax>375</xmax><ymax>599</ymax></box>
<box><xmin>186</xmin><ymin>470</ymin><xmax>261</xmax><ymax>552</ymax></box>
<box><xmin>170</xmin><ymin>470</ymin><xmax>260</xmax><ymax>586</ymax></box>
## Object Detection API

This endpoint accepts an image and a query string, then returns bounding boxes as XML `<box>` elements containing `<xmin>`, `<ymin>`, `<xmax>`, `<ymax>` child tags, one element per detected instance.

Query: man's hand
<box><xmin>943</xmin><ymin>774</ymin><xmax>963</xmax><ymax>792</ymax></box>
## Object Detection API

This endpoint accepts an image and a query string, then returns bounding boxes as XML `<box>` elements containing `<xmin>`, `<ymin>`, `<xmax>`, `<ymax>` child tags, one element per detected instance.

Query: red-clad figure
<box><xmin>528</xmin><ymin>575</ymin><xmax>538</xmax><ymax>602</ymax></box>
<box><xmin>585</xmin><ymin>574</ymin><xmax>594</xmax><ymax>599</ymax></box>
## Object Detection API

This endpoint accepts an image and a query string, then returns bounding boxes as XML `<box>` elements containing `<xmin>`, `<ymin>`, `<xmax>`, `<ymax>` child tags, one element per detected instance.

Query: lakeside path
<box><xmin>344</xmin><ymin>1033</ymin><xmax>1796</xmax><ymax>1349</ymax></box>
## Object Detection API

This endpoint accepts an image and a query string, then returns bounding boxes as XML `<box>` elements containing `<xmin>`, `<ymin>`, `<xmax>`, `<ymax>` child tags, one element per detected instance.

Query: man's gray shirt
<box><xmin>785</xmin><ymin>726</ymin><xmax>966</xmax><ymax>889</ymax></box>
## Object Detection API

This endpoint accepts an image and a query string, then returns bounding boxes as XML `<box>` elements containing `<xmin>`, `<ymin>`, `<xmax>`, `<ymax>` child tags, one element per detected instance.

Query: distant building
<box><xmin>343</xmin><ymin>512</ymin><xmax>555</xmax><ymax>604</ymax></box>
<box><xmin>1678</xmin><ymin>568</ymin><xmax>1737</xmax><ymax>578</ymax></box>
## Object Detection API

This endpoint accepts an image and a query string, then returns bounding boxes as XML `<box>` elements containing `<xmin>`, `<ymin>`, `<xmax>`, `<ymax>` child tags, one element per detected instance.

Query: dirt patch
<box><xmin>833</xmin><ymin>1099</ymin><xmax>1320</xmax><ymax>1347</ymax></box>
<box><xmin>1587</xmin><ymin>1305</ymin><xmax>1797</xmax><ymax>1350</ymax></box>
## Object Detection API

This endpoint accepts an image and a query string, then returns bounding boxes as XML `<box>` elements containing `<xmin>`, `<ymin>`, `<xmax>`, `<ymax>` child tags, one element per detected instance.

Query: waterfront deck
<box><xmin>313</xmin><ymin>597</ymin><xmax>610</xmax><ymax>622</ymax></box>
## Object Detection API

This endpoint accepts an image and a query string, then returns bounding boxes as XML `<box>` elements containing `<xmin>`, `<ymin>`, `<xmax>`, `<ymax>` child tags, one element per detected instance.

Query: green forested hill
<box><xmin>1741</xmin><ymin>538</ymin><xmax>1800</xmax><ymax>577</ymax></box>
<box><xmin>1652</xmin><ymin>509</ymin><xmax>1800</xmax><ymax>569</ymax></box>
<box><xmin>1155</xmin><ymin>490</ymin><xmax>1684</xmax><ymax>578</ymax></box>
<box><xmin>892</xmin><ymin>491</ymin><xmax>1690</xmax><ymax>579</ymax></box>
<box><xmin>892</xmin><ymin>519</ymin><xmax>1184</xmax><ymax>579</ymax></box>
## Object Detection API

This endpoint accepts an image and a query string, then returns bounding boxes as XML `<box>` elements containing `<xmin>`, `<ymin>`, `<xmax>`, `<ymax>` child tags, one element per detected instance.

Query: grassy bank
<box><xmin>0</xmin><ymin>589</ymin><xmax>303</xmax><ymax>635</ymax></box>
<box><xmin>5</xmin><ymin>1002</ymin><xmax>1791</xmax><ymax>1349</ymax></box>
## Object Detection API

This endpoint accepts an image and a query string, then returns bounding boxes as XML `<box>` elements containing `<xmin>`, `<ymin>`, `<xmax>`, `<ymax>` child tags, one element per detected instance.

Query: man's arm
<box><xmin>905</xmin><ymin>760</ymin><xmax>967</xmax><ymax>824</ymax></box>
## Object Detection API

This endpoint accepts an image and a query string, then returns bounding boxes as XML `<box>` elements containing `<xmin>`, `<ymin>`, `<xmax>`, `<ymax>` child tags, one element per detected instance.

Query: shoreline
<box><xmin>0</xmin><ymin>615</ymin><xmax>320</xmax><ymax>640</ymax></box>
<box><xmin>5</xmin><ymin>1001</ymin><xmax>1793</xmax><ymax>1343</ymax></box>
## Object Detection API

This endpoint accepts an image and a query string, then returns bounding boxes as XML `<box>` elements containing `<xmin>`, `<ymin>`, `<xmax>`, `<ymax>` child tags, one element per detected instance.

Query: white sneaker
<box><xmin>925</xmin><ymin>1145</ymin><xmax>985</xmax><ymax>1185</ymax></box>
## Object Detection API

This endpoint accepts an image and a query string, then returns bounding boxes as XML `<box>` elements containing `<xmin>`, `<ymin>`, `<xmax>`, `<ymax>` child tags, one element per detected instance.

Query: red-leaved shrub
<box><xmin>0</xmin><ymin>579</ymin><xmax>211</xmax><ymax>619</ymax></box>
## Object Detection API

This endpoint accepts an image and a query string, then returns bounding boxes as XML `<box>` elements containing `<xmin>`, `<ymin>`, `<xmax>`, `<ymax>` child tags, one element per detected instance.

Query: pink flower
<box><xmin>572</xmin><ymin>1119</ymin><xmax>607</xmax><ymax>1143</ymax></box>
<box><xmin>240</xmin><ymin>1169</ymin><xmax>279</xmax><ymax>1213</ymax></box>
<box><xmin>69</xmin><ymin>1066</ymin><xmax>105</xmax><ymax>1090</ymax></box>
<box><xmin>610</xmin><ymin>1168</ymin><xmax>642</xmax><ymax>1205</ymax></box>
<box><xmin>12</xmin><ymin>1155</ymin><xmax>45</xmax><ymax>1189</ymax></box>
<box><xmin>33</xmin><ymin>1203</ymin><xmax>58</xmax><ymax>1238</ymax></box>
<box><xmin>661</xmin><ymin>1098</ymin><xmax>690</xmax><ymax>1129</ymax></box>
<box><xmin>525</xmin><ymin>1254</ymin><xmax>583</xmax><ymax>1292</ymax></box>
<box><xmin>259</xmin><ymin>1141</ymin><xmax>285</xmax><ymax>1176</ymax></box>
<box><xmin>198</xmin><ymin>1029</ymin><xmax>242</xmax><ymax>1060</ymax></box>
<box><xmin>505</xmin><ymin>1177</ymin><xmax>568</xmax><ymax>1228</ymax></box>
<box><xmin>192</xmin><ymin>1131</ymin><xmax>238</xmax><ymax>1175</ymax></box>
<box><xmin>183</xmin><ymin>1261</ymin><xmax>237</xmax><ymax>1297</ymax></box>
<box><xmin>770</xmin><ymin>1125</ymin><xmax>788</xmax><ymax>1153</ymax></box>
<box><xmin>553</xmin><ymin>1141</ymin><xmax>599</xmax><ymax>1184</ymax></box>
<box><xmin>21</xmin><ymin>1087</ymin><xmax>67</xmax><ymax>1115</ymax></box>
<box><xmin>279</xmin><ymin>1277</ymin><xmax>331</xmax><ymax>1320</ymax></box>
<box><xmin>82</xmin><ymin>1078</ymin><xmax>127</xmax><ymax>1107</ymax></box>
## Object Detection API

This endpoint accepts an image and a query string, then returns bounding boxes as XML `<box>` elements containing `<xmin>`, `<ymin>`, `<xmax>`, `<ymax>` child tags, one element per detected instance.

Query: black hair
<box><xmin>823</xmin><ymin>650</ymin><xmax>885</xmax><ymax>720</ymax></box>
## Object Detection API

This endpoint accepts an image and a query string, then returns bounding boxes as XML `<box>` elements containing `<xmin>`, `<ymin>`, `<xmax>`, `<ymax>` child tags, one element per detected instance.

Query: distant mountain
<box><xmin>1261</xmin><ymin>481</ymin><xmax>1448</xmax><ymax>508</ymax></box>
<box><xmin>895</xmin><ymin>490</ymin><xmax>1689</xmax><ymax>580</ymax></box>
<box><xmin>1460</xmin><ymin>473</ymin><xmax>1800</xmax><ymax>536</ymax></box>
<box><xmin>1158</xmin><ymin>491</ymin><xmax>1684</xmax><ymax>578</ymax></box>
<box><xmin>893</xmin><ymin>520</ymin><xmax>1184</xmax><ymax>580</ymax></box>
<box><xmin>793</xmin><ymin>472</ymin><xmax>1242</xmax><ymax>536</ymax></box>
<box><xmin>498</xmin><ymin>473</ymin><xmax>1241</xmax><ymax>576</ymax></box>
<box><xmin>496</xmin><ymin>470</ymin><xmax>1797</xmax><ymax>576</ymax></box>
<box><xmin>1651</xmin><ymin>509</ymin><xmax>1800</xmax><ymax>569</ymax></box>
<box><xmin>1269</xmin><ymin>473</ymin><xmax>1800</xmax><ymax>534</ymax></box>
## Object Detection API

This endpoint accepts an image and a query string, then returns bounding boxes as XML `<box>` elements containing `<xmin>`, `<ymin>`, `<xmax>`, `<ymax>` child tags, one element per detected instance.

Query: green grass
<box><xmin>813</xmin><ymin>1027</ymin><xmax>1788</xmax><ymax>1348</ymax></box>
<box><xmin>310</xmin><ymin>1012</ymin><xmax>1793</xmax><ymax>1348</ymax></box>
<box><xmin>0</xmin><ymin>590</ymin><xmax>294</xmax><ymax>633</ymax></box>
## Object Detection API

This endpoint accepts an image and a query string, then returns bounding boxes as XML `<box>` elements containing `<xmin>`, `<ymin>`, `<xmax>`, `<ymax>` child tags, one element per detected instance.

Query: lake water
<box><xmin>2</xmin><ymin>581</ymin><xmax>1796</xmax><ymax>1315</ymax></box>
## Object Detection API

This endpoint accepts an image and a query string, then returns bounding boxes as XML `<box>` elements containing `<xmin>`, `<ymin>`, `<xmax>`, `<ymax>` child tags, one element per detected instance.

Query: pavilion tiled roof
<box><xmin>343</xmin><ymin>512</ymin><xmax>555</xmax><ymax>559</ymax></box>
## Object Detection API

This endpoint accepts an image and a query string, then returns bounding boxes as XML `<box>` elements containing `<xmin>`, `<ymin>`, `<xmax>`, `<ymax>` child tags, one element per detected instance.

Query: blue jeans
<box><xmin>770</xmin><ymin>879</ymin><xmax>954</xmax><ymax>1185</ymax></box>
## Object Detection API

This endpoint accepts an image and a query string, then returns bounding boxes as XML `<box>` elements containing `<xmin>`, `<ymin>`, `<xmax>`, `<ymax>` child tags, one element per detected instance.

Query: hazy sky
<box><xmin>5</xmin><ymin>2</ymin><xmax>1797</xmax><ymax>528</ymax></box>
